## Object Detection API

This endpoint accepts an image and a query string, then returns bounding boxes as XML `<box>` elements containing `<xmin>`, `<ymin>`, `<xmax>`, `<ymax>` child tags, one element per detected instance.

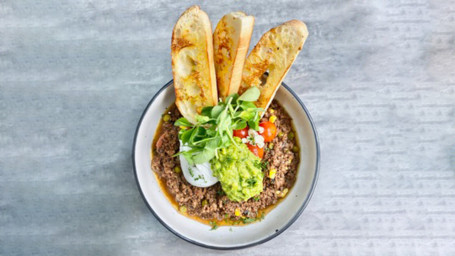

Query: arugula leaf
<box><xmin>225</xmin><ymin>93</ymin><xmax>239</xmax><ymax>104</ymax></box>
<box><xmin>179</xmin><ymin>128</ymin><xmax>193</xmax><ymax>143</ymax></box>
<box><xmin>206</xmin><ymin>128</ymin><xmax>216</xmax><ymax>137</ymax></box>
<box><xmin>238</xmin><ymin>87</ymin><xmax>260</xmax><ymax>102</ymax></box>
<box><xmin>196</xmin><ymin>115</ymin><xmax>210</xmax><ymax>123</ymax></box>
<box><xmin>206</xmin><ymin>137</ymin><xmax>221</xmax><ymax>148</ymax></box>
<box><xmin>240</xmin><ymin>101</ymin><xmax>257</xmax><ymax>110</ymax></box>
<box><xmin>220</xmin><ymin>134</ymin><xmax>230</xmax><ymax>146</ymax></box>
<box><xmin>192</xmin><ymin>147</ymin><xmax>216</xmax><ymax>164</ymax></box>
<box><xmin>174</xmin><ymin>117</ymin><xmax>193</xmax><ymax>127</ymax></box>
<box><xmin>188</xmin><ymin>126</ymin><xmax>204</xmax><ymax>144</ymax></box>
<box><xmin>211</xmin><ymin>105</ymin><xmax>224</xmax><ymax>118</ymax></box>
<box><xmin>232</xmin><ymin>119</ymin><xmax>247</xmax><ymax>130</ymax></box>
<box><xmin>201</xmin><ymin>106</ymin><xmax>213</xmax><ymax>117</ymax></box>
<box><xmin>238</xmin><ymin>109</ymin><xmax>256</xmax><ymax>121</ymax></box>
<box><xmin>181</xmin><ymin>151</ymin><xmax>194</xmax><ymax>165</ymax></box>
<box><xmin>248</xmin><ymin>119</ymin><xmax>259</xmax><ymax>131</ymax></box>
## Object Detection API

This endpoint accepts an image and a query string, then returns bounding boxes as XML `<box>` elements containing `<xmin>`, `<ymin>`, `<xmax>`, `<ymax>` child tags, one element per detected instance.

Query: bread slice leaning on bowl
<box><xmin>171</xmin><ymin>5</ymin><xmax>218</xmax><ymax>124</ymax></box>
<box><xmin>213</xmin><ymin>12</ymin><xmax>254</xmax><ymax>100</ymax></box>
<box><xmin>239</xmin><ymin>20</ymin><xmax>309</xmax><ymax>110</ymax></box>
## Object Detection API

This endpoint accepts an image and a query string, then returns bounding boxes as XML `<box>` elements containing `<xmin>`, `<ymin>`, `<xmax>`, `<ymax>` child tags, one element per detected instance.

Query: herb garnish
<box><xmin>246</xmin><ymin>178</ymin><xmax>257</xmax><ymax>187</ymax></box>
<box><xmin>194</xmin><ymin>174</ymin><xmax>206</xmax><ymax>182</ymax></box>
<box><xmin>209</xmin><ymin>221</ymin><xmax>218</xmax><ymax>230</ymax></box>
<box><xmin>242</xmin><ymin>218</ymin><xmax>256</xmax><ymax>224</ymax></box>
<box><xmin>241</xmin><ymin>212</ymin><xmax>265</xmax><ymax>224</ymax></box>
<box><xmin>254</xmin><ymin>160</ymin><xmax>268</xmax><ymax>170</ymax></box>
<box><xmin>174</xmin><ymin>87</ymin><xmax>263</xmax><ymax>165</ymax></box>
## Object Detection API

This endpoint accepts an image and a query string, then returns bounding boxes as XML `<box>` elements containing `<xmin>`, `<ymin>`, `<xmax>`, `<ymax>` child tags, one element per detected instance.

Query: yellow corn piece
<box><xmin>276</xmin><ymin>188</ymin><xmax>289</xmax><ymax>198</ymax></box>
<box><xmin>268</xmin><ymin>168</ymin><xmax>277</xmax><ymax>179</ymax></box>
<box><xmin>202</xmin><ymin>200</ymin><xmax>208</xmax><ymax>207</ymax></box>
<box><xmin>234</xmin><ymin>208</ymin><xmax>241</xmax><ymax>216</ymax></box>
<box><xmin>179</xmin><ymin>206</ymin><xmax>187</xmax><ymax>214</ymax></box>
<box><xmin>269</xmin><ymin>108</ymin><xmax>275</xmax><ymax>114</ymax></box>
<box><xmin>269</xmin><ymin>115</ymin><xmax>277</xmax><ymax>123</ymax></box>
<box><xmin>174</xmin><ymin>166</ymin><xmax>181</xmax><ymax>173</ymax></box>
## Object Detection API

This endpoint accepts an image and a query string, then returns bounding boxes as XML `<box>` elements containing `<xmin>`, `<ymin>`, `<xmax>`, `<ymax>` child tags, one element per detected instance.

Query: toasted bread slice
<box><xmin>239</xmin><ymin>20</ymin><xmax>308</xmax><ymax>110</ymax></box>
<box><xmin>171</xmin><ymin>6</ymin><xmax>217</xmax><ymax>124</ymax></box>
<box><xmin>213</xmin><ymin>12</ymin><xmax>254</xmax><ymax>100</ymax></box>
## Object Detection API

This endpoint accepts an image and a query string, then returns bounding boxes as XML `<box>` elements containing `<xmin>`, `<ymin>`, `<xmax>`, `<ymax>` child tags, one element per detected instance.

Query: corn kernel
<box><xmin>163</xmin><ymin>114</ymin><xmax>171</xmax><ymax>122</ymax></box>
<box><xmin>269</xmin><ymin>115</ymin><xmax>277</xmax><ymax>123</ymax></box>
<box><xmin>179</xmin><ymin>206</ymin><xmax>187</xmax><ymax>214</ymax></box>
<box><xmin>268</xmin><ymin>168</ymin><xmax>277</xmax><ymax>179</ymax></box>
<box><xmin>269</xmin><ymin>108</ymin><xmax>275</xmax><ymax>113</ymax></box>
<box><xmin>234</xmin><ymin>208</ymin><xmax>241</xmax><ymax>216</ymax></box>
<box><xmin>292</xmin><ymin>146</ymin><xmax>299</xmax><ymax>152</ymax></box>
<box><xmin>278</xmin><ymin>131</ymin><xmax>284</xmax><ymax>137</ymax></box>
<box><xmin>282</xmin><ymin>188</ymin><xmax>289</xmax><ymax>197</ymax></box>
<box><xmin>174</xmin><ymin>166</ymin><xmax>181</xmax><ymax>173</ymax></box>
<box><xmin>268</xmin><ymin>143</ymin><xmax>274</xmax><ymax>149</ymax></box>
<box><xmin>276</xmin><ymin>188</ymin><xmax>289</xmax><ymax>198</ymax></box>
<box><xmin>202</xmin><ymin>199</ymin><xmax>208</xmax><ymax>207</ymax></box>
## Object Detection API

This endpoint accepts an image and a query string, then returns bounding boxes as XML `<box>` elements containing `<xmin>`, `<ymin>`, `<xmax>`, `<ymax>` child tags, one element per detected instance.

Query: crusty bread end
<box><xmin>213</xmin><ymin>12</ymin><xmax>254</xmax><ymax>100</ymax></box>
<box><xmin>239</xmin><ymin>20</ymin><xmax>308</xmax><ymax>110</ymax></box>
<box><xmin>171</xmin><ymin>6</ymin><xmax>217</xmax><ymax>124</ymax></box>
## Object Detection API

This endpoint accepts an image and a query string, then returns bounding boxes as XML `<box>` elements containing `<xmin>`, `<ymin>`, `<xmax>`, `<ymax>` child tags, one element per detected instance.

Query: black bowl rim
<box><xmin>132</xmin><ymin>80</ymin><xmax>320</xmax><ymax>250</ymax></box>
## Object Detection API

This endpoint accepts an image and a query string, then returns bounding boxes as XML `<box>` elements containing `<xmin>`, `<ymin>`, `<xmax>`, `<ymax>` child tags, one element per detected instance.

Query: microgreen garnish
<box><xmin>174</xmin><ymin>87</ymin><xmax>263</xmax><ymax>164</ymax></box>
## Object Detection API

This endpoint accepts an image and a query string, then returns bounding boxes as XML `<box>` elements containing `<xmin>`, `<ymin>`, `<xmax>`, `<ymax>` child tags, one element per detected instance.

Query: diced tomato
<box><xmin>233</xmin><ymin>127</ymin><xmax>249</xmax><ymax>139</ymax></box>
<box><xmin>259</xmin><ymin>121</ymin><xmax>277</xmax><ymax>142</ymax></box>
<box><xmin>247</xmin><ymin>144</ymin><xmax>264</xmax><ymax>158</ymax></box>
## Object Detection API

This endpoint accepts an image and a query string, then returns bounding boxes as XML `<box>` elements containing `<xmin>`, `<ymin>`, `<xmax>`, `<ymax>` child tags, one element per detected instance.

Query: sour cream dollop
<box><xmin>179</xmin><ymin>141</ymin><xmax>219</xmax><ymax>187</ymax></box>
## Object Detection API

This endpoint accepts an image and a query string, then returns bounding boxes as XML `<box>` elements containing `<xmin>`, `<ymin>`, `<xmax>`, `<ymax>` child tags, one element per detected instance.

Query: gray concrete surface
<box><xmin>1</xmin><ymin>0</ymin><xmax>454</xmax><ymax>255</ymax></box>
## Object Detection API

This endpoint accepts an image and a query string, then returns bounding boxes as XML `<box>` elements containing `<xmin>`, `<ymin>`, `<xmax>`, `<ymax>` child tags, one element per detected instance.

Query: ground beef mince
<box><xmin>151</xmin><ymin>100</ymin><xmax>299</xmax><ymax>222</ymax></box>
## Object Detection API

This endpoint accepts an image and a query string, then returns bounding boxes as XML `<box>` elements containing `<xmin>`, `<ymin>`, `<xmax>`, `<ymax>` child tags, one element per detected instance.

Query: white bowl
<box><xmin>133</xmin><ymin>80</ymin><xmax>319</xmax><ymax>249</ymax></box>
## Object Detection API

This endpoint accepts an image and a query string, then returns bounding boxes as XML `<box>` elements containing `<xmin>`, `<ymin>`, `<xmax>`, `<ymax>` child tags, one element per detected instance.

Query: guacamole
<box><xmin>210</xmin><ymin>137</ymin><xmax>264</xmax><ymax>202</ymax></box>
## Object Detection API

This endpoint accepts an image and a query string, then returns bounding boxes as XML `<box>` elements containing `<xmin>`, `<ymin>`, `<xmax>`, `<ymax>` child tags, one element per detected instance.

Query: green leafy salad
<box><xmin>174</xmin><ymin>87</ymin><xmax>263</xmax><ymax>165</ymax></box>
<box><xmin>174</xmin><ymin>87</ymin><xmax>266</xmax><ymax>202</ymax></box>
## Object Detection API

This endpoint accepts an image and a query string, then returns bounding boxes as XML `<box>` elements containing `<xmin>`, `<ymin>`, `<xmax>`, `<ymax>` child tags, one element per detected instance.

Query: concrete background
<box><xmin>1</xmin><ymin>0</ymin><xmax>454</xmax><ymax>255</ymax></box>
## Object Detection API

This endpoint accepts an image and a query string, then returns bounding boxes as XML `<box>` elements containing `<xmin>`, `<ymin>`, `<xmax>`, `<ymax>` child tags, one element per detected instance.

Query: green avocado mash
<box><xmin>210</xmin><ymin>137</ymin><xmax>264</xmax><ymax>202</ymax></box>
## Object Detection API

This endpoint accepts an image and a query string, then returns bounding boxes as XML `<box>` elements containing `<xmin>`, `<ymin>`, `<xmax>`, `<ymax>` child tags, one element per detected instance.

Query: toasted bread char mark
<box><xmin>171</xmin><ymin>5</ymin><xmax>217</xmax><ymax>124</ymax></box>
<box><xmin>240</xmin><ymin>20</ymin><xmax>308</xmax><ymax>110</ymax></box>
<box><xmin>213</xmin><ymin>12</ymin><xmax>254</xmax><ymax>100</ymax></box>
<box><xmin>171</xmin><ymin>38</ymin><xmax>193</xmax><ymax>52</ymax></box>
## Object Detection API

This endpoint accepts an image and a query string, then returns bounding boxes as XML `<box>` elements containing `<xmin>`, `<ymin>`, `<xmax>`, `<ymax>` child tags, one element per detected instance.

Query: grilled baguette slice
<box><xmin>239</xmin><ymin>20</ymin><xmax>308</xmax><ymax>110</ymax></box>
<box><xmin>213</xmin><ymin>12</ymin><xmax>254</xmax><ymax>100</ymax></box>
<box><xmin>171</xmin><ymin>6</ymin><xmax>217</xmax><ymax>124</ymax></box>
